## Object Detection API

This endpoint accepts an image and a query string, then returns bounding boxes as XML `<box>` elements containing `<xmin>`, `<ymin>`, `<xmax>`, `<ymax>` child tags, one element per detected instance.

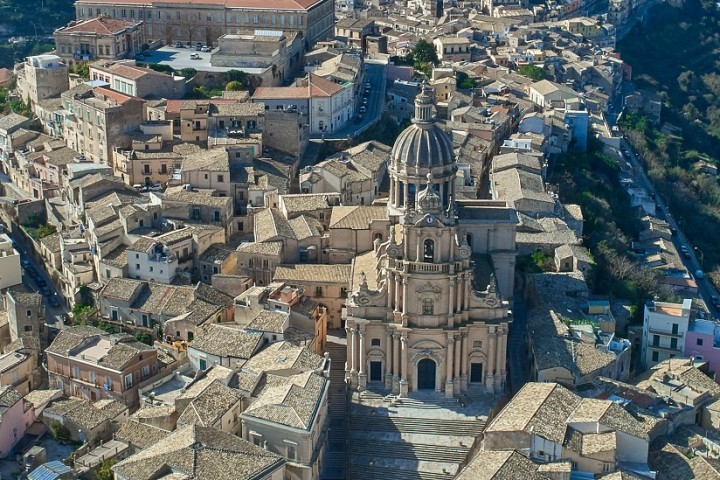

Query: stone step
<box><xmin>347</xmin><ymin>464</ymin><xmax>453</xmax><ymax>480</ymax></box>
<box><xmin>348</xmin><ymin>455</ymin><xmax>460</xmax><ymax>480</ymax></box>
<box><xmin>349</xmin><ymin>415</ymin><xmax>484</xmax><ymax>436</ymax></box>
<box><xmin>348</xmin><ymin>439</ymin><xmax>469</xmax><ymax>463</ymax></box>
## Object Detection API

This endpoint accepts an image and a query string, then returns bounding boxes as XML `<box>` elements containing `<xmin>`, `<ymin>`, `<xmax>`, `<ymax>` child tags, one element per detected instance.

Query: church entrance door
<box><xmin>370</xmin><ymin>361</ymin><xmax>382</xmax><ymax>382</ymax></box>
<box><xmin>470</xmin><ymin>363</ymin><xmax>483</xmax><ymax>383</ymax></box>
<box><xmin>417</xmin><ymin>359</ymin><xmax>436</xmax><ymax>390</ymax></box>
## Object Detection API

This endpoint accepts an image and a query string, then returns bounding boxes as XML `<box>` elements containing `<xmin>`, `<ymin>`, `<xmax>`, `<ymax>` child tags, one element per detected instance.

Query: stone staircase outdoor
<box><xmin>347</xmin><ymin>392</ymin><xmax>488</xmax><ymax>479</ymax></box>
<box><xmin>321</xmin><ymin>339</ymin><xmax>348</xmax><ymax>480</ymax></box>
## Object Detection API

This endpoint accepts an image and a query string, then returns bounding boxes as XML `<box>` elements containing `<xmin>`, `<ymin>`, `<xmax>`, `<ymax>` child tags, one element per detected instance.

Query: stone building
<box><xmin>344</xmin><ymin>86</ymin><xmax>518</xmax><ymax>397</ymax></box>
<box><xmin>15</xmin><ymin>55</ymin><xmax>69</xmax><ymax>108</ymax></box>
<box><xmin>53</xmin><ymin>17</ymin><xmax>144</xmax><ymax>67</ymax></box>
<box><xmin>74</xmin><ymin>0</ymin><xmax>334</xmax><ymax>48</ymax></box>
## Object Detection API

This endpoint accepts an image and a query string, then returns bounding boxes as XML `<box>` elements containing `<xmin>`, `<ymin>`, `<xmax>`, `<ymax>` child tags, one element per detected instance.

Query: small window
<box><xmin>473</xmin><ymin>340</ymin><xmax>482</xmax><ymax>349</ymax></box>
<box><xmin>217</xmin><ymin>175</ymin><xmax>224</xmax><ymax>182</ymax></box>
<box><xmin>26</xmin><ymin>310</ymin><xmax>31</xmax><ymax>317</ymax></box>
<box><xmin>24</xmin><ymin>325</ymin><xmax>32</xmax><ymax>332</ymax></box>
<box><xmin>371</xmin><ymin>338</ymin><xmax>381</xmax><ymax>347</ymax></box>
<box><xmin>124</xmin><ymin>374</ymin><xmax>133</xmax><ymax>388</ymax></box>
<box><xmin>652</xmin><ymin>351</ymin><xmax>659</xmax><ymax>362</ymax></box>
<box><xmin>697</xmin><ymin>338</ymin><xmax>704</xmax><ymax>346</ymax></box>
<box><xmin>286</xmin><ymin>443</ymin><xmax>297</xmax><ymax>460</ymax></box>
<box><xmin>422</xmin><ymin>298</ymin><xmax>434</xmax><ymax>315</ymax></box>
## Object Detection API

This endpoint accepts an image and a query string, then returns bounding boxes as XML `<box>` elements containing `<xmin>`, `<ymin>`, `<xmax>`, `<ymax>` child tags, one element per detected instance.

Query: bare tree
<box><xmin>177</xmin><ymin>11</ymin><xmax>202</xmax><ymax>45</ymax></box>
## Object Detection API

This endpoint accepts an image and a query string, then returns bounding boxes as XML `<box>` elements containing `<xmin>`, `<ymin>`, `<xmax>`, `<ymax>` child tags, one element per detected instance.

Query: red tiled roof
<box><xmin>58</xmin><ymin>17</ymin><xmax>139</xmax><ymax>35</ymax></box>
<box><xmin>252</xmin><ymin>86</ymin><xmax>310</xmax><ymax>100</ymax></box>
<box><xmin>164</xmin><ymin>98</ymin><xmax>237</xmax><ymax>113</ymax></box>
<box><xmin>309</xmin><ymin>73</ymin><xmax>344</xmax><ymax>96</ymax></box>
<box><xmin>76</xmin><ymin>0</ymin><xmax>325</xmax><ymax>10</ymax></box>
<box><xmin>93</xmin><ymin>86</ymin><xmax>144</xmax><ymax>105</ymax></box>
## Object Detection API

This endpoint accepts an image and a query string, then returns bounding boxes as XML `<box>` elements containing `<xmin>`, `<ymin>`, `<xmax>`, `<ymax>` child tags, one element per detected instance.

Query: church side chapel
<box><xmin>344</xmin><ymin>85</ymin><xmax>519</xmax><ymax>397</ymax></box>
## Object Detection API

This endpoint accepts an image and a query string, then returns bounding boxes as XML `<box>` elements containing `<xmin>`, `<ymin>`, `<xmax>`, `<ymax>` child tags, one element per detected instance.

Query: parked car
<box><xmin>150</xmin><ymin>184</ymin><xmax>163</xmax><ymax>192</ymax></box>
<box><xmin>201</xmin><ymin>46</ymin><xmax>211</xmax><ymax>52</ymax></box>
<box><xmin>174</xmin><ymin>42</ymin><xmax>184</xmax><ymax>48</ymax></box>
<box><xmin>48</xmin><ymin>296</ymin><xmax>60</xmax><ymax>308</ymax></box>
<box><xmin>190</xmin><ymin>53</ymin><xmax>201</xmax><ymax>60</ymax></box>
<box><xmin>42</xmin><ymin>287</ymin><xmax>52</xmax><ymax>297</ymax></box>
<box><xmin>696</xmin><ymin>270</ymin><xmax>705</xmax><ymax>279</ymax></box>
<box><xmin>195</xmin><ymin>42</ymin><xmax>202</xmax><ymax>50</ymax></box>
<box><xmin>36</xmin><ymin>278</ymin><xmax>46</xmax><ymax>287</ymax></box>
<box><xmin>359</xmin><ymin>105</ymin><xmax>367</xmax><ymax>113</ymax></box>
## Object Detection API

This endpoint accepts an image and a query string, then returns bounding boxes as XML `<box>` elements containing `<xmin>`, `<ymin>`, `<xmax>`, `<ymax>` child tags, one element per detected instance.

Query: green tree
<box><xmin>226</xmin><ymin>69</ymin><xmax>248</xmax><ymax>84</ymax></box>
<box><xmin>97</xmin><ymin>459</ymin><xmax>117</xmax><ymax>480</ymax></box>
<box><xmin>225</xmin><ymin>80</ymin><xmax>244</xmax><ymax>91</ymax></box>
<box><xmin>71</xmin><ymin>63</ymin><xmax>90</xmax><ymax>79</ymax></box>
<box><xmin>180</xmin><ymin>68</ymin><xmax>197</xmax><ymax>79</ymax></box>
<box><xmin>71</xmin><ymin>304</ymin><xmax>95</xmax><ymax>325</ymax></box>
<box><xmin>37</xmin><ymin>223</ymin><xmax>57</xmax><ymax>238</ymax></box>
<box><xmin>50</xmin><ymin>421</ymin><xmax>71</xmax><ymax>443</ymax></box>
<box><xmin>456</xmin><ymin>71</ymin><xmax>477</xmax><ymax>89</ymax></box>
<box><xmin>136</xmin><ymin>332</ymin><xmax>153</xmax><ymax>346</ymax></box>
<box><xmin>518</xmin><ymin>64</ymin><xmax>546</xmax><ymax>81</ymax></box>
<box><xmin>410</xmin><ymin>40</ymin><xmax>439</xmax><ymax>71</ymax></box>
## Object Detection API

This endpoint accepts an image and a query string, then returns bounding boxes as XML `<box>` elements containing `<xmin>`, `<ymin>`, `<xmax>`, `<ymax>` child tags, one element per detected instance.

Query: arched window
<box><xmin>422</xmin><ymin>298</ymin><xmax>434</xmax><ymax>315</ymax></box>
<box><xmin>373</xmin><ymin>232</ymin><xmax>383</xmax><ymax>242</ymax></box>
<box><xmin>423</xmin><ymin>239</ymin><xmax>434</xmax><ymax>263</ymax></box>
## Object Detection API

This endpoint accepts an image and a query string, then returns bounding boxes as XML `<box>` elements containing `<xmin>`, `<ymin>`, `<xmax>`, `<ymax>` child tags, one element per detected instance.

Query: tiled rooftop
<box><xmin>189</xmin><ymin>324</ymin><xmax>262</xmax><ymax>359</ymax></box>
<box><xmin>111</xmin><ymin>424</ymin><xmax>284</xmax><ymax>480</ymax></box>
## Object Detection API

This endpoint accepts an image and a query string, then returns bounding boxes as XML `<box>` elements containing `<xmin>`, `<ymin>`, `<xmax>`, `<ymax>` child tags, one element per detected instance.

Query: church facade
<box><xmin>344</xmin><ymin>86</ymin><xmax>518</xmax><ymax>397</ymax></box>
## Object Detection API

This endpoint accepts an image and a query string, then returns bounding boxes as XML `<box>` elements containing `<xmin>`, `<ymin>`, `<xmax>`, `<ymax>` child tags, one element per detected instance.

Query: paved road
<box><xmin>312</xmin><ymin>61</ymin><xmax>387</xmax><ymax>141</ymax></box>
<box><xmin>622</xmin><ymin>139</ymin><xmax>719</xmax><ymax>313</ymax></box>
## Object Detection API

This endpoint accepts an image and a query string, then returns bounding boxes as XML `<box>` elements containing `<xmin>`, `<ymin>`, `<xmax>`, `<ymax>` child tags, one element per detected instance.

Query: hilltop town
<box><xmin>0</xmin><ymin>0</ymin><xmax>716</xmax><ymax>478</ymax></box>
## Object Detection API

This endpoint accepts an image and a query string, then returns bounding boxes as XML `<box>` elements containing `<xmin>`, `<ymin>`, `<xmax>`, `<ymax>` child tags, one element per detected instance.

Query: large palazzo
<box><xmin>344</xmin><ymin>86</ymin><xmax>518</xmax><ymax>397</ymax></box>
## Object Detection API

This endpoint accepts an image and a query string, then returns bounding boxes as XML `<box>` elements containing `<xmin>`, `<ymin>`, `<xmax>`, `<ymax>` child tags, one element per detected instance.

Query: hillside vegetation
<box><xmin>618</xmin><ymin>0</ymin><xmax>720</xmax><ymax>285</ymax></box>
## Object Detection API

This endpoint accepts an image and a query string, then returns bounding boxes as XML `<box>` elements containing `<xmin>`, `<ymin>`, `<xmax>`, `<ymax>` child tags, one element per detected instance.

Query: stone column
<box><xmin>486</xmin><ymin>328</ymin><xmax>497</xmax><ymax>391</ymax></box>
<box><xmin>394</xmin><ymin>275</ymin><xmax>401</xmax><ymax>313</ymax></box>
<box><xmin>386</xmin><ymin>271</ymin><xmax>393</xmax><ymax>309</ymax></box>
<box><xmin>402</xmin><ymin>278</ymin><xmax>408</xmax><ymax>315</ymax></box>
<box><xmin>463</xmin><ymin>273</ymin><xmax>470</xmax><ymax>310</ymax></box>
<box><xmin>385</xmin><ymin>329</ymin><xmax>393</xmax><ymax>389</ymax></box>
<box><xmin>400</xmin><ymin>334</ymin><xmax>409</xmax><ymax>397</ymax></box>
<box><xmin>460</xmin><ymin>333</ymin><xmax>468</xmax><ymax>390</ymax></box>
<box><xmin>393</xmin><ymin>333</ymin><xmax>400</xmax><ymax>393</ymax></box>
<box><xmin>350</xmin><ymin>326</ymin><xmax>357</xmax><ymax>387</ymax></box>
<box><xmin>445</xmin><ymin>335</ymin><xmax>454</xmax><ymax>398</ymax></box>
<box><xmin>456</xmin><ymin>274</ymin><xmax>463</xmax><ymax>313</ymax></box>
<box><xmin>395</xmin><ymin>181</ymin><xmax>400</xmax><ymax>206</ymax></box>
<box><xmin>345</xmin><ymin>326</ymin><xmax>352</xmax><ymax>380</ymax></box>
<box><xmin>448</xmin><ymin>278</ymin><xmax>455</xmax><ymax>316</ymax></box>
<box><xmin>358</xmin><ymin>328</ymin><xmax>366</xmax><ymax>390</ymax></box>
<box><xmin>453</xmin><ymin>334</ymin><xmax>461</xmax><ymax>394</ymax></box>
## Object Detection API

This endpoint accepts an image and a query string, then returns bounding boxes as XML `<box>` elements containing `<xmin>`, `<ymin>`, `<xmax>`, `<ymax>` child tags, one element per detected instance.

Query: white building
<box><xmin>0</xmin><ymin>234</ymin><xmax>22</xmax><ymax>290</ymax></box>
<box><xmin>126</xmin><ymin>237</ymin><xmax>179</xmax><ymax>284</ymax></box>
<box><xmin>641</xmin><ymin>299</ymin><xmax>692</xmax><ymax>369</ymax></box>
<box><xmin>252</xmin><ymin>73</ymin><xmax>354</xmax><ymax>135</ymax></box>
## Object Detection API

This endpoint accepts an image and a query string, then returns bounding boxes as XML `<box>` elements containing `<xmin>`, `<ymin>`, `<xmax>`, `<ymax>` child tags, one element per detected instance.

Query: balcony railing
<box><xmin>648</xmin><ymin>327</ymin><xmax>684</xmax><ymax>338</ymax></box>
<box><xmin>649</xmin><ymin>344</ymin><xmax>683</xmax><ymax>354</ymax></box>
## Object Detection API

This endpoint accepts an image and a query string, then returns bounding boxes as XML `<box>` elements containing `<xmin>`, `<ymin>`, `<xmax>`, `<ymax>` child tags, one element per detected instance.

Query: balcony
<box><xmin>648</xmin><ymin>343</ymin><xmax>683</xmax><ymax>354</ymax></box>
<box><xmin>648</xmin><ymin>327</ymin><xmax>684</xmax><ymax>338</ymax></box>
<box><xmin>148</xmin><ymin>253</ymin><xmax>177</xmax><ymax>263</ymax></box>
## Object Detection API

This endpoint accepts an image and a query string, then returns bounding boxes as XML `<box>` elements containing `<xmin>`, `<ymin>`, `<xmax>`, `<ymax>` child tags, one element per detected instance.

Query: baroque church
<box><xmin>344</xmin><ymin>86</ymin><xmax>518</xmax><ymax>397</ymax></box>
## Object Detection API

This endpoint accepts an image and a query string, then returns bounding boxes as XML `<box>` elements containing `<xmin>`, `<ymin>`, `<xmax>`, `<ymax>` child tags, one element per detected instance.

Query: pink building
<box><xmin>0</xmin><ymin>386</ymin><xmax>34</xmax><ymax>457</ymax></box>
<box><xmin>685</xmin><ymin>319</ymin><xmax>720</xmax><ymax>382</ymax></box>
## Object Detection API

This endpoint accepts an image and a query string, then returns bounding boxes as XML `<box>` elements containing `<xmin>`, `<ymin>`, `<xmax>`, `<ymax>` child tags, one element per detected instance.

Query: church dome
<box><xmin>391</xmin><ymin>84</ymin><xmax>455</xmax><ymax>169</ymax></box>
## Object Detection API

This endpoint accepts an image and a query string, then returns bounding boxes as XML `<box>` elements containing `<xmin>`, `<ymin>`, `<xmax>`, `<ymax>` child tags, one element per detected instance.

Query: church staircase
<box><xmin>347</xmin><ymin>392</ymin><xmax>486</xmax><ymax>479</ymax></box>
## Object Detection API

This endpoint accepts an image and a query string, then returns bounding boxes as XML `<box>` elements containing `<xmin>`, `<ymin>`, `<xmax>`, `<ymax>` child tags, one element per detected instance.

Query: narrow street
<box><xmin>508</xmin><ymin>293</ymin><xmax>530</xmax><ymax>394</ymax></box>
